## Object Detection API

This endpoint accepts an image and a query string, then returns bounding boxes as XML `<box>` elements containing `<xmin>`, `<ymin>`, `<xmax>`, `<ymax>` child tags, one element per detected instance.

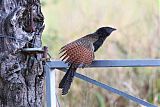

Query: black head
<box><xmin>93</xmin><ymin>27</ymin><xmax>116</xmax><ymax>52</ymax></box>
<box><xmin>96</xmin><ymin>27</ymin><xmax>116</xmax><ymax>37</ymax></box>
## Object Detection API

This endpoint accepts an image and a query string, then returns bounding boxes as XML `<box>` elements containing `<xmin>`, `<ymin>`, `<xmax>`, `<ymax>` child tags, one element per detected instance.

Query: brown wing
<box><xmin>60</xmin><ymin>41</ymin><xmax>94</xmax><ymax>66</ymax></box>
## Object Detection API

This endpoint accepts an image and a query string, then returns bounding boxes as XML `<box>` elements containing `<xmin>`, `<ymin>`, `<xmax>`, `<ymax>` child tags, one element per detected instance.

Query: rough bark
<box><xmin>0</xmin><ymin>0</ymin><xmax>45</xmax><ymax>107</ymax></box>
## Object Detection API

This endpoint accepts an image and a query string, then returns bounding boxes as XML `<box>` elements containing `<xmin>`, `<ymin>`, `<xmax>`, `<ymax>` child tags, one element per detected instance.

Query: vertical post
<box><xmin>45</xmin><ymin>64</ymin><xmax>56</xmax><ymax>107</ymax></box>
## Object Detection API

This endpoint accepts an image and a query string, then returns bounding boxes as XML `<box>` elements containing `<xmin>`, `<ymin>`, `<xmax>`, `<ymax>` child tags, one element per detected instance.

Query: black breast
<box><xmin>93</xmin><ymin>37</ymin><xmax>106</xmax><ymax>52</ymax></box>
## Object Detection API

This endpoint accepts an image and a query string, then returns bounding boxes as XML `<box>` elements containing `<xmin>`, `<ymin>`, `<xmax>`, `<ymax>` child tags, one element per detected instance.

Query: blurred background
<box><xmin>41</xmin><ymin>0</ymin><xmax>160</xmax><ymax>107</ymax></box>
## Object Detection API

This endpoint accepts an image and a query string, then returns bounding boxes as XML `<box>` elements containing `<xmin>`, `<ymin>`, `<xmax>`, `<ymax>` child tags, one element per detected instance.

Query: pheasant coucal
<box><xmin>59</xmin><ymin>27</ymin><xmax>116</xmax><ymax>95</ymax></box>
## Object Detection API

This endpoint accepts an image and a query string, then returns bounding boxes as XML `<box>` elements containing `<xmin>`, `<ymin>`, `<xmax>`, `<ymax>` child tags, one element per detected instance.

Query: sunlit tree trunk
<box><xmin>0</xmin><ymin>0</ymin><xmax>44</xmax><ymax>106</ymax></box>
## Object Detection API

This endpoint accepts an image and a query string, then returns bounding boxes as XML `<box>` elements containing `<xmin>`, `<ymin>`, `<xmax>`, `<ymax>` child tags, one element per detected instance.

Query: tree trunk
<box><xmin>0</xmin><ymin>0</ymin><xmax>44</xmax><ymax>107</ymax></box>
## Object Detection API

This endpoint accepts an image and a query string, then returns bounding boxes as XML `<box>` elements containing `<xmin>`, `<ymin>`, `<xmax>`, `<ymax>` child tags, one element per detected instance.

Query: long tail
<box><xmin>59</xmin><ymin>64</ymin><xmax>77</xmax><ymax>95</ymax></box>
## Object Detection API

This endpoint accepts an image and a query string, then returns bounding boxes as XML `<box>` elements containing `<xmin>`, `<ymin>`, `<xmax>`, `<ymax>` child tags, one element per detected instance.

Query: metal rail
<box><xmin>45</xmin><ymin>59</ymin><xmax>160</xmax><ymax>107</ymax></box>
<box><xmin>47</xmin><ymin>59</ymin><xmax>160</xmax><ymax>68</ymax></box>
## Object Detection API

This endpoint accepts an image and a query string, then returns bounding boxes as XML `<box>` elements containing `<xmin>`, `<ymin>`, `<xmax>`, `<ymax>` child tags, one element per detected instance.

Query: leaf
<box><xmin>95</xmin><ymin>92</ymin><xmax>106</xmax><ymax>107</ymax></box>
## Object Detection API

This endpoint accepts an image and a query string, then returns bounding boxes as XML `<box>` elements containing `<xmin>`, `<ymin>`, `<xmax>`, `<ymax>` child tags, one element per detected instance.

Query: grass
<box><xmin>41</xmin><ymin>0</ymin><xmax>160</xmax><ymax>106</ymax></box>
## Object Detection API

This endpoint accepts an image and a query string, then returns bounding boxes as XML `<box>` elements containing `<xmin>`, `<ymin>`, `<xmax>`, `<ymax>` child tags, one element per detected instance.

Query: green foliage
<box><xmin>41</xmin><ymin>0</ymin><xmax>47</xmax><ymax>6</ymax></box>
<box><xmin>95</xmin><ymin>92</ymin><xmax>106</xmax><ymax>107</ymax></box>
<box><xmin>157</xmin><ymin>78</ymin><xmax>160</xmax><ymax>92</ymax></box>
<box><xmin>52</xmin><ymin>0</ymin><xmax>60</xmax><ymax>4</ymax></box>
<box><xmin>158</xmin><ymin>0</ymin><xmax>160</xmax><ymax>10</ymax></box>
<box><xmin>148</xmin><ymin>93</ymin><xmax>154</xmax><ymax>104</ymax></box>
<box><xmin>158</xmin><ymin>94</ymin><xmax>160</xmax><ymax>103</ymax></box>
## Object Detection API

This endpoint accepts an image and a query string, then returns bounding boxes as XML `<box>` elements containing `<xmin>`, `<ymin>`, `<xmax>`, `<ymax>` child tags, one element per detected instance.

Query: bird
<box><xmin>59</xmin><ymin>27</ymin><xmax>116</xmax><ymax>95</ymax></box>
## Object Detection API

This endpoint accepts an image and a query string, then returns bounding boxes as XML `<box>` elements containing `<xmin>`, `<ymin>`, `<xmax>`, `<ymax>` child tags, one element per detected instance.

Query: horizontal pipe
<box><xmin>47</xmin><ymin>59</ymin><xmax>160</xmax><ymax>69</ymax></box>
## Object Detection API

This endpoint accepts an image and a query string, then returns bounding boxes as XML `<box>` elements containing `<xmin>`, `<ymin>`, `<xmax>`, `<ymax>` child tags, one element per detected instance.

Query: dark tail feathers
<box><xmin>59</xmin><ymin>64</ymin><xmax>77</xmax><ymax>95</ymax></box>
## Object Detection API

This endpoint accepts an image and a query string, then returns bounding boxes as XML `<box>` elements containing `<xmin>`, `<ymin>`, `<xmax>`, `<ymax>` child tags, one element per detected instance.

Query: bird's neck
<box><xmin>93</xmin><ymin>34</ymin><xmax>109</xmax><ymax>52</ymax></box>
